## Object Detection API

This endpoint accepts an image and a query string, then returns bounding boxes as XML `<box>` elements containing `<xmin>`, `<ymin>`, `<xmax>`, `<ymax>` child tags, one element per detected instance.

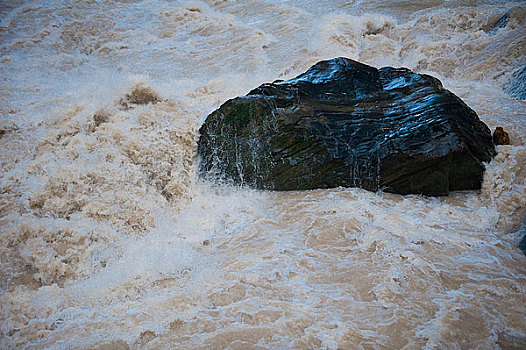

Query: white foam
<box><xmin>1</xmin><ymin>0</ymin><xmax>525</xmax><ymax>348</ymax></box>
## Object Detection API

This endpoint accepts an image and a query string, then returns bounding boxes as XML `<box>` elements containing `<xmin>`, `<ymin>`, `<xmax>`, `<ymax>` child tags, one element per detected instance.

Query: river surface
<box><xmin>0</xmin><ymin>0</ymin><xmax>525</xmax><ymax>349</ymax></box>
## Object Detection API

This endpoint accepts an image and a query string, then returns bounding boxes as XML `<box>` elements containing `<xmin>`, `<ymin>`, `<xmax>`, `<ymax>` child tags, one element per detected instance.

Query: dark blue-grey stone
<box><xmin>198</xmin><ymin>58</ymin><xmax>496</xmax><ymax>196</ymax></box>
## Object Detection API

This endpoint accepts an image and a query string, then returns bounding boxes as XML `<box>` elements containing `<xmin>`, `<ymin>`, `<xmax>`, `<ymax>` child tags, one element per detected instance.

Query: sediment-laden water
<box><xmin>0</xmin><ymin>1</ymin><xmax>525</xmax><ymax>349</ymax></box>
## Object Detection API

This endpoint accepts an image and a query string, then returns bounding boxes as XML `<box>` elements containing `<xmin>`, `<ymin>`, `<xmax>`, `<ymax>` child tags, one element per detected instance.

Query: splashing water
<box><xmin>1</xmin><ymin>0</ymin><xmax>525</xmax><ymax>349</ymax></box>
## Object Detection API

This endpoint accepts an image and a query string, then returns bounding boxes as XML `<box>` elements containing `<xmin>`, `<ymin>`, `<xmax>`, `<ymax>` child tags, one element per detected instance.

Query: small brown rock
<box><xmin>493</xmin><ymin>127</ymin><xmax>510</xmax><ymax>145</ymax></box>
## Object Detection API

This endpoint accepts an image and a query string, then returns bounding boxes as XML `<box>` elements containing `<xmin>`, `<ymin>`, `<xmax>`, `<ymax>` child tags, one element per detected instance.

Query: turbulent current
<box><xmin>0</xmin><ymin>1</ymin><xmax>525</xmax><ymax>349</ymax></box>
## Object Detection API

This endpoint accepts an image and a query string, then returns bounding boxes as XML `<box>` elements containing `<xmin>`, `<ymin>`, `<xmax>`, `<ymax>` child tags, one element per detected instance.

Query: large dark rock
<box><xmin>198</xmin><ymin>57</ymin><xmax>496</xmax><ymax>196</ymax></box>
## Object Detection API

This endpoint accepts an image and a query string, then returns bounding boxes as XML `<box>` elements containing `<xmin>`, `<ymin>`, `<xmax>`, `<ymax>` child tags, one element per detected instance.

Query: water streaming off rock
<box><xmin>0</xmin><ymin>0</ymin><xmax>525</xmax><ymax>349</ymax></box>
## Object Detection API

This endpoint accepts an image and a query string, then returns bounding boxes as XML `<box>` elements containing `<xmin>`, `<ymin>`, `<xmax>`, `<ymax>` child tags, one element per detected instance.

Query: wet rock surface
<box><xmin>493</xmin><ymin>127</ymin><xmax>511</xmax><ymax>145</ymax></box>
<box><xmin>198</xmin><ymin>57</ymin><xmax>496</xmax><ymax>196</ymax></box>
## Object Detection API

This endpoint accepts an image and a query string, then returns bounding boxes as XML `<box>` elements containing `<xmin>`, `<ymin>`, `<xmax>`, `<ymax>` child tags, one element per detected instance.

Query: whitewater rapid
<box><xmin>1</xmin><ymin>0</ymin><xmax>525</xmax><ymax>349</ymax></box>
